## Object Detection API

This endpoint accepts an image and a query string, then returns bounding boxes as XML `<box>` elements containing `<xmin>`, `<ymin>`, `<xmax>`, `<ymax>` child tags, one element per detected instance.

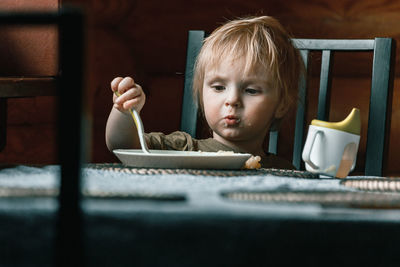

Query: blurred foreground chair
<box><xmin>0</xmin><ymin>8</ymin><xmax>86</xmax><ymax>267</ymax></box>
<box><xmin>180</xmin><ymin>31</ymin><xmax>395</xmax><ymax>176</ymax></box>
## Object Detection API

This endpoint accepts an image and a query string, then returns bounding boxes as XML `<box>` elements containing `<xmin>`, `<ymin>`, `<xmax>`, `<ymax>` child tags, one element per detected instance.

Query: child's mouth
<box><xmin>224</xmin><ymin>115</ymin><xmax>241</xmax><ymax>126</ymax></box>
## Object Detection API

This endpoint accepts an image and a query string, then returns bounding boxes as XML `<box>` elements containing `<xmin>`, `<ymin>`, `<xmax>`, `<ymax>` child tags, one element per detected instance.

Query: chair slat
<box><xmin>293</xmin><ymin>39</ymin><xmax>375</xmax><ymax>50</ymax></box>
<box><xmin>0</xmin><ymin>99</ymin><xmax>6</xmax><ymax>151</ymax></box>
<box><xmin>292</xmin><ymin>50</ymin><xmax>309</xmax><ymax>169</ymax></box>
<box><xmin>180</xmin><ymin>30</ymin><xmax>205</xmax><ymax>137</ymax></box>
<box><xmin>268</xmin><ymin>130</ymin><xmax>278</xmax><ymax>154</ymax></box>
<box><xmin>365</xmin><ymin>38</ymin><xmax>394</xmax><ymax>176</ymax></box>
<box><xmin>0</xmin><ymin>77</ymin><xmax>57</xmax><ymax>97</ymax></box>
<box><xmin>317</xmin><ymin>50</ymin><xmax>333</xmax><ymax>121</ymax></box>
<box><xmin>57</xmin><ymin>8</ymin><xmax>85</xmax><ymax>266</ymax></box>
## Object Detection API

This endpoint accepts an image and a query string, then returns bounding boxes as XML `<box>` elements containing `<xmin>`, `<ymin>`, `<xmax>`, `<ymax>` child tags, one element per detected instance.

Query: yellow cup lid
<box><xmin>311</xmin><ymin>108</ymin><xmax>361</xmax><ymax>135</ymax></box>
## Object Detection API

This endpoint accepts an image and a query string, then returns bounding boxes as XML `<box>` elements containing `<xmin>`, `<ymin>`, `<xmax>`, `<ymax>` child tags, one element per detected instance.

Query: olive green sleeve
<box><xmin>145</xmin><ymin>131</ymin><xmax>196</xmax><ymax>151</ymax></box>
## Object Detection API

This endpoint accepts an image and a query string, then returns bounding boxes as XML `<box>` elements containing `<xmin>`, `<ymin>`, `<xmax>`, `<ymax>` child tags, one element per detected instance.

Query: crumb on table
<box><xmin>244</xmin><ymin>156</ymin><xmax>261</xmax><ymax>169</ymax></box>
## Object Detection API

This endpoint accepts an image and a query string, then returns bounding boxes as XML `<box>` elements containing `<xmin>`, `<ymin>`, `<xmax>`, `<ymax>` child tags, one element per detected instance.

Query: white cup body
<box><xmin>302</xmin><ymin>125</ymin><xmax>360</xmax><ymax>178</ymax></box>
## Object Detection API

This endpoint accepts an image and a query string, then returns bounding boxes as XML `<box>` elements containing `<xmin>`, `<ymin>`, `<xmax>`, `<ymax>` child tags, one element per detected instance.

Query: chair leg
<box><xmin>0</xmin><ymin>98</ymin><xmax>6</xmax><ymax>151</ymax></box>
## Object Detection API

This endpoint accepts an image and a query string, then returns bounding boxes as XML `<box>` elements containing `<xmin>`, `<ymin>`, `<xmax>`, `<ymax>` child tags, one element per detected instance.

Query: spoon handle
<box><xmin>130</xmin><ymin>108</ymin><xmax>150</xmax><ymax>154</ymax></box>
<box><xmin>114</xmin><ymin>92</ymin><xmax>150</xmax><ymax>154</ymax></box>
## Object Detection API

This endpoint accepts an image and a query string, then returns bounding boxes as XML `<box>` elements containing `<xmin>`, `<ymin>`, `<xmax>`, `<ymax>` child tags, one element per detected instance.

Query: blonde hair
<box><xmin>193</xmin><ymin>16</ymin><xmax>304</xmax><ymax>130</ymax></box>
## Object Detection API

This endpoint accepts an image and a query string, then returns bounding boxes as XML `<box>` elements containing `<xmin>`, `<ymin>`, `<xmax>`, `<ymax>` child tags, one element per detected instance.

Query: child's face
<box><xmin>202</xmin><ymin>57</ymin><xmax>285</xmax><ymax>146</ymax></box>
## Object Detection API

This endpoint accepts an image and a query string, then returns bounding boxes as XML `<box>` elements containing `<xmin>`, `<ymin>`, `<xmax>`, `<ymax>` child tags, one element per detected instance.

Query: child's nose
<box><xmin>225</xmin><ymin>90</ymin><xmax>241</xmax><ymax>107</ymax></box>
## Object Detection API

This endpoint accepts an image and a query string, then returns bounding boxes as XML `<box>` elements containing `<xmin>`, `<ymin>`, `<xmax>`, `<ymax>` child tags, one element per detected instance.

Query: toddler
<box><xmin>106</xmin><ymin>16</ymin><xmax>303</xmax><ymax>169</ymax></box>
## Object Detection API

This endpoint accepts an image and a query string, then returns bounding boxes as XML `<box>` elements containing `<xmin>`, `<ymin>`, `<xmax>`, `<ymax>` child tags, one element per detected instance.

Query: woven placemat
<box><xmin>222</xmin><ymin>190</ymin><xmax>400</xmax><ymax>209</ymax></box>
<box><xmin>86</xmin><ymin>163</ymin><xmax>319</xmax><ymax>178</ymax></box>
<box><xmin>0</xmin><ymin>187</ymin><xmax>186</xmax><ymax>201</ymax></box>
<box><xmin>0</xmin><ymin>187</ymin><xmax>57</xmax><ymax>198</ymax></box>
<box><xmin>341</xmin><ymin>178</ymin><xmax>400</xmax><ymax>192</ymax></box>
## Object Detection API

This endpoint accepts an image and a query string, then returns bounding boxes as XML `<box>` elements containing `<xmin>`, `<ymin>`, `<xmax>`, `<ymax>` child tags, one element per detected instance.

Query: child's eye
<box><xmin>212</xmin><ymin>85</ymin><xmax>225</xmax><ymax>91</ymax></box>
<box><xmin>245</xmin><ymin>88</ymin><xmax>260</xmax><ymax>95</ymax></box>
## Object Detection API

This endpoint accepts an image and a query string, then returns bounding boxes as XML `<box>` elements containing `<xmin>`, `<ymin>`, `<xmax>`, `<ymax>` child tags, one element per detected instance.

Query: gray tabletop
<box><xmin>1</xmin><ymin>164</ymin><xmax>400</xmax><ymax>267</ymax></box>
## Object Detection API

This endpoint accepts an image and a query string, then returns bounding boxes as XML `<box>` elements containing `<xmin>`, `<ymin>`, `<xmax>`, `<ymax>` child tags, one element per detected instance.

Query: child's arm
<box><xmin>105</xmin><ymin>76</ymin><xmax>146</xmax><ymax>151</ymax></box>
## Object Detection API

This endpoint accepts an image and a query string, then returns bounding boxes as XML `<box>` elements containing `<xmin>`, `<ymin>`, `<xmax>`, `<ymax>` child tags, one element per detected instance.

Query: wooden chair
<box><xmin>0</xmin><ymin>12</ymin><xmax>58</xmax><ymax>152</ymax></box>
<box><xmin>0</xmin><ymin>9</ymin><xmax>86</xmax><ymax>266</ymax></box>
<box><xmin>180</xmin><ymin>30</ymin><xmax>396</xmax><ymax>176</ymax></box>
<box><xmin>0</xmin><ymin>78</ymin><xmax>57</xmax><ymax>150</ymax></box>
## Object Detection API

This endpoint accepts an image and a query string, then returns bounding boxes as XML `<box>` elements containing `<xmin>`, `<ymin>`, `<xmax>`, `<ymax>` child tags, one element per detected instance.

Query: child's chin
<box><xmin>220</xmin><ymin>131</ymin><xmax>245</xmax><ymax>141</ymax></box>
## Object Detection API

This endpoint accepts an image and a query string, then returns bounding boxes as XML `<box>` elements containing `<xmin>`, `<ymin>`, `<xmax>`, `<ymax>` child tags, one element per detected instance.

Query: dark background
<box><xmin>1</xmin><ymin>0</ymin><xmax>400</xmax><ymax>175</ymax></box>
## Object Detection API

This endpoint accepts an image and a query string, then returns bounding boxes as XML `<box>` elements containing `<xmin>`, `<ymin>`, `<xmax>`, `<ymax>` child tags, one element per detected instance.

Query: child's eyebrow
<box><xmin>204</xmin><ymin>74</ymin><xmax>270</xmax><ymax>86</ymax></box>
<box><xmin>241</xmin><ymin>77</ymin><xmax>266</xmax><ymax>84</ymax></box>
<box><xmin>204</xmin><ymin>75</ymin><xmax>227</xmax><ymax>83</ymax></box>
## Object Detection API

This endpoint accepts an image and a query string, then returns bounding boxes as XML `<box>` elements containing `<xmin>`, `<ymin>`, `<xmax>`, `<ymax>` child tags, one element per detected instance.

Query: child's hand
<box><xmin>111</xmin><ymin>76</ymin><xmax>146</xmax><ymax>113</ymax></box>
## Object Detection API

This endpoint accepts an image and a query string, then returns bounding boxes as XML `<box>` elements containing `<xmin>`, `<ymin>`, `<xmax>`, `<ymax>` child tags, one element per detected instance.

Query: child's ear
<box><xmin>274</xmin><ymin>99</ymin><xmax>289</xmax><ymax>119</ymax></box>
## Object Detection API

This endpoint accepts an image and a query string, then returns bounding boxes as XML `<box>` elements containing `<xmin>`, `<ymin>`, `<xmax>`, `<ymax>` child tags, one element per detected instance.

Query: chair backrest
<box><xmin>181</xmin><ymin>31</ymin><xmax>395</xmax><ymax>176</ymax></box>
<box><xmin>180</xmin><ymin>30</ymin><xmax>205</xmax><ymax>137</ymax></box>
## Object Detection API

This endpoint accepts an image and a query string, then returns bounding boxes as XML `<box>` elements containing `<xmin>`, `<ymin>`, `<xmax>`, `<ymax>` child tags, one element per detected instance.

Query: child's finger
<box><xmin>115</xmin><ymin>87</ymin><xmax>142</xmax><ymax>105</ymax></box>
<box><xmin>111</xmin><ymin>77</ymin><xmax>123</xmax><ymax>92</ymax></box>
<box><xmin>117</xmin><ymin>77</ymin><xmax>135</xmax><ymax>94</ymax></box>
<box><xmin>123</xmin><ymin>98</ymin><xmax>141</xmax><ymax>110</ymax></box>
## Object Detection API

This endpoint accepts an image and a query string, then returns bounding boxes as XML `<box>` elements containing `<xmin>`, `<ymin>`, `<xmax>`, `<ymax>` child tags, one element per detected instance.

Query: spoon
<box><xmin>114</xmin><ymin>91</ymin><xmax>150</xmax><ymax>154</ymax></box>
